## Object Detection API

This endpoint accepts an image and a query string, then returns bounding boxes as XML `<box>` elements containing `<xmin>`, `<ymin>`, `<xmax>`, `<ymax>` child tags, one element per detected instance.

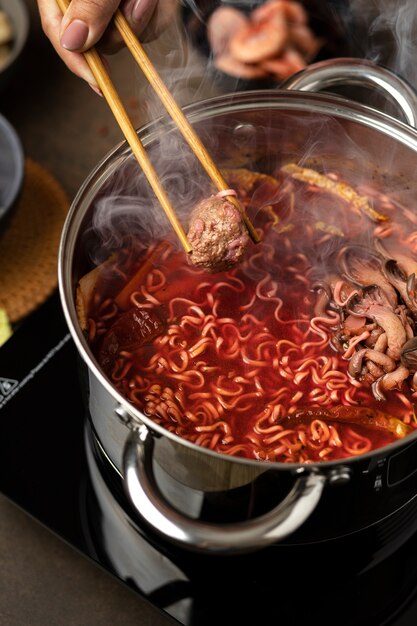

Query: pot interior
<box><xmin>60</xmin><ymin>90</ymin><xmax>417</xmax><ymax>469</ymax></box>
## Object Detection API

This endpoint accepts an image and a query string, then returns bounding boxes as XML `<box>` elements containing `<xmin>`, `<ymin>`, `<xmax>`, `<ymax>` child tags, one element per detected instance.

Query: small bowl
<box><xmin>0</xmin><ymin>0</ymin><xmax>29</xmax><ymax>91</ymax></box>
<box><xmin>0</xmin><ymin>113</ymin><xmax>24</xmax><ymax>229</ymax></box>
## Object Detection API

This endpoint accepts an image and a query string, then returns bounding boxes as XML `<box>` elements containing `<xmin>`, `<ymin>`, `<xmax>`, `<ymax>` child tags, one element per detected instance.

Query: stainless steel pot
<box><xmin>59</xmin><ymin>58</ymin><xmax>417</xmax><ymax>554</ymax></box>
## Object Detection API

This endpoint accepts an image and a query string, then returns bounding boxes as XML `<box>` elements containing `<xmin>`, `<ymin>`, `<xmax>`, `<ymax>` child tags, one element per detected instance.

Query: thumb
<box><xmin>59</xmin><ymin>0</ymin><xmax>121</xmax><ymax>51</ymax></box>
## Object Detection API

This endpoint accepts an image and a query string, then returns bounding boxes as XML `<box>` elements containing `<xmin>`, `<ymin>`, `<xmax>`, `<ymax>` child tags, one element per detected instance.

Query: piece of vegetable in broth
<box><xmin>288</xmin><ymin>405</ymin><xmax>413</xmax><ymax>438</ymax></box>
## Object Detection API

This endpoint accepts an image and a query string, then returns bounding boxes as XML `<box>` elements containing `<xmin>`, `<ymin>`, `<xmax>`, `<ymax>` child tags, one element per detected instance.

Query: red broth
<box><xmin>80</xmin><ymin>166</ymin><xmax>417</xmax><ymax>463</ymax></box>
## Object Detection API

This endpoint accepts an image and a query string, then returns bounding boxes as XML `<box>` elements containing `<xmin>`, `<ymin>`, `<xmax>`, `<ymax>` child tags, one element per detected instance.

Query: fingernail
<box><xmin>132</xmin><ymin>0</ymin><xmax>150</xmax><ymax>23</ymax></box>
<box><xmin>61</xmin><ymin>19</ymin><xmax>89</xmax><ymax>51</ymax></box>
<box><xmin>89</xmin><ymin>83</ymin><xmax>103</xmax><ymax>97</ymax></box>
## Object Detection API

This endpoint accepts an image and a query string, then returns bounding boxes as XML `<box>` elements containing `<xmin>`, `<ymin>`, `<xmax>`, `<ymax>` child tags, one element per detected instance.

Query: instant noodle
<box><xmin>76</xmin><ymin>164</ymin><xmax>417</xmax><ymax>464</ymax></box>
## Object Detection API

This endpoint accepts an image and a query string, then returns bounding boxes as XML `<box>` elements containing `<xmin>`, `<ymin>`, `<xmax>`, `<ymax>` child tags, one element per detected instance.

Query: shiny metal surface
<box><xmin>123</xmin><ymin>424</ymin><xmax>327</xmax><ymax>553</ymax></box>
<box><xmin>59</xmin><ymin>58</ymin><xmax>417</xmax><ymax>552</ymax></box>
<box><xmin>282</xmin><ymin>57</ymin><xmax>417</xmax><ymax>128</ymax></box>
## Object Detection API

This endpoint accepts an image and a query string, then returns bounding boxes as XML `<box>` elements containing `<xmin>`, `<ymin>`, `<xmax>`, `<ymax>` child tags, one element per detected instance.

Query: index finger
<box><xmin>37</xmin><ymin>0</ymin><xmax>100</xmax><ymax>88</ymax></box>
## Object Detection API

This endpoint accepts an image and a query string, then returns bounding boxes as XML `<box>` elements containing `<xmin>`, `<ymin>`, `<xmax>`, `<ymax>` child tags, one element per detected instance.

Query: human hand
<box><xmin>37</xmin><ymin>0</ymin><xmax>178</xmax><ymax>92</ymax></box>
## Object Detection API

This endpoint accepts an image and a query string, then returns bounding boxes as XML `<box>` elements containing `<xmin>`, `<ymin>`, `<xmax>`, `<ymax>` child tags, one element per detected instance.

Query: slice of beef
<box><xmin>187</xmin><ymin>195</ymin><xmax>250</xmax><ymax>272</ymax></box>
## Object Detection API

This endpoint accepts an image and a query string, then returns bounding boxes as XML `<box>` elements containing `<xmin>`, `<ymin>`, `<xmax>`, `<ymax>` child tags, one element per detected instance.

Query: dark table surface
<box><xmin>0</xmin><ymin>1</ymin><xmax>214</xmax><ymax>623</ymax></box>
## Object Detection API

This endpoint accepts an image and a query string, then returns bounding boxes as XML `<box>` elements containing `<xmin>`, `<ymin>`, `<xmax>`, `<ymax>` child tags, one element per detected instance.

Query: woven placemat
<box><xmin>0</xmin><ymin>158</ymin><xmax>70</xmax><ymax>323</ymax></box>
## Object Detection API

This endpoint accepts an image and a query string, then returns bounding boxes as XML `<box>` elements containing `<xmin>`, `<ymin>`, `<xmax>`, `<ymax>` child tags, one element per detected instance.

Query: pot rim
<box><xmin>58</xmin><ymin>88</ymin><xmax>417</xmax><ymax>472</ymax></box>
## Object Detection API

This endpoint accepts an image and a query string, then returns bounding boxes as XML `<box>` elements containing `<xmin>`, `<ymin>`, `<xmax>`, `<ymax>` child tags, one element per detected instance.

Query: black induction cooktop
<box><xmin>1</xmin><ymin>291</ymin><xmax>417</xmax><ymax>626</ymax></box>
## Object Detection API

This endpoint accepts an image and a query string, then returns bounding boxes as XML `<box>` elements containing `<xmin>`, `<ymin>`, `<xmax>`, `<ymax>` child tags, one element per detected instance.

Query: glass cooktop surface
<box><xmin>1</xmin><ymin>291</ymin><xmax>417</xmax><ymax>626</ymax></box>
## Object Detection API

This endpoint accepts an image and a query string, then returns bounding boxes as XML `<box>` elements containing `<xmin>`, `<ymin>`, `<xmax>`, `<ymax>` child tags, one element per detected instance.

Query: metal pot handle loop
<box><xmin>123</xmin><ymin>424</ymin><xmax>326</xmax><ymax>553</ymax></box>
<box><xmin>281</xmin><ymin>57</ymin><xmax>417</xmax><ymax>128</ymax></box>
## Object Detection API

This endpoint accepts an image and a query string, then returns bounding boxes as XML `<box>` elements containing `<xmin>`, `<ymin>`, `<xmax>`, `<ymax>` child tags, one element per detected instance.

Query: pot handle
<box><xmin>122</xmin><ymin>423</ymin><xmax>326</xmax><ymax>553</ymax></box>
<box><xmin>281</xmin><ymin>57</ymin><xmax>417</xmax><ymax>128</ymax></box>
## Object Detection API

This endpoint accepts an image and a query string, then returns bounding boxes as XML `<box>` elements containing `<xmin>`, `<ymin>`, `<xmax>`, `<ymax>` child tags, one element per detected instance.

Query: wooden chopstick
<box><xmin>113</xmin><ymin>10</ymin><xmax>260</xmax><ymax>244</ymax></box>
<box><xmin>56</xmin><ymin>0</ymin><xmax>191</xmax><ymax>253</ymax></box>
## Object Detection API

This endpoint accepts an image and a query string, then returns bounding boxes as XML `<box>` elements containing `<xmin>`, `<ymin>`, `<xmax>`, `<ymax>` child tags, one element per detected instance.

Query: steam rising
<box><xmin>348</xmin><ymin>0</ymin><xmax>417</xmax><ymax>86</ymax></box>
<box><xmin>86</xmin><ymin>0</ymin><xmax>417</xmax><ymax>266</ymax></box>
